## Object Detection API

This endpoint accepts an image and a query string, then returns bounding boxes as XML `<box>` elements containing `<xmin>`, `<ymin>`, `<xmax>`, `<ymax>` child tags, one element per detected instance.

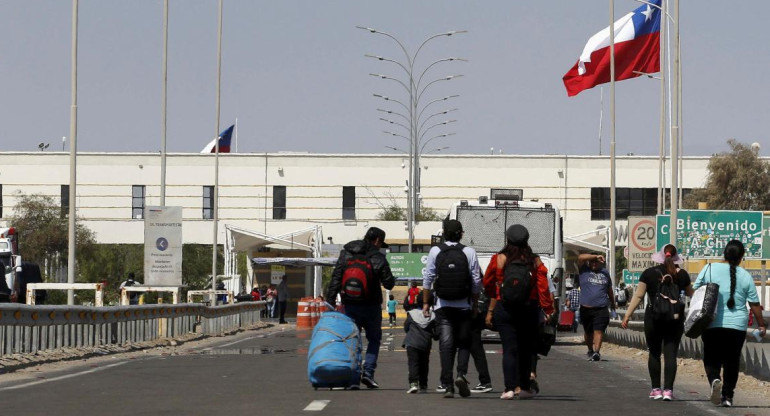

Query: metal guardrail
<box><xmin>0</xmin><ymin>301</ymin><xmax>266</xmax><ymax>357</ymax></box>
<box><xmin>605</xmin><ymin>314</ymin><xmax>770</xmax><ymax>381</ymax></box>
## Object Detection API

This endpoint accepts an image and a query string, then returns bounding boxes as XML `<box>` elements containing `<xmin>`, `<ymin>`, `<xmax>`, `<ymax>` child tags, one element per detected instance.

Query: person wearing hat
<box><xmin>621</xmin><ymin>244</ymin><xmax>694</xmax><ymax>401</ymax></box>
<box><xmin>326</xmin><ymin>226</ymin><xmax>395</xmax><ymax>389</ymax></box>
<box><xmin>576</xmin><ymin>251</ymin><xmax>616</xmax><ymax>362</ymax></box>
<box><xmin>422</xmin><ymin>219</ymin><xmax>482</xmax><ymax>398</ymax></box>
<box><xmin>482</xmin><ymin>224</ymin><xmax>554</xmax><ymax>399</ymax></box>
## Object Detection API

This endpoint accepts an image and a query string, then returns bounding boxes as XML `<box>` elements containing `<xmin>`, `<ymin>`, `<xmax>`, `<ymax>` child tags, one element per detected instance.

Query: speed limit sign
<box><xmin>628</xmin><ymin>217</ymin><xmax>656</xmax><ymax>272</ymax></box>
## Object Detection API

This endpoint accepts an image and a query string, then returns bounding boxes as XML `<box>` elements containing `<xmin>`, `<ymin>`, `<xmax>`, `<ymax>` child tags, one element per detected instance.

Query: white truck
<box><xmin>444</xmin><ymin>189</ymin><xmax>564</xmax><ymax>294</ymax></box>
<box><xmin>0</xmin><ymin>227</ymin><xmax>21</xmax><ymax>300</ymax></box>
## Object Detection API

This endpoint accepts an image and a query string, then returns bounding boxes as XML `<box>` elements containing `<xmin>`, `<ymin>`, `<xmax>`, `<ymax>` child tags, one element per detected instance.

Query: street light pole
<box><xmin>360</xmin><ymin>27</ymin><xmax>466</xmax><ymax>252</ymax></box>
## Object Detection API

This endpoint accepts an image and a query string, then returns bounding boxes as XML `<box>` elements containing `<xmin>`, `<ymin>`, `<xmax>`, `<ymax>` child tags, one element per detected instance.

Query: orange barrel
<box><xmin>309</xmin><ymin>298</ymin><xmax>319</xmax><ymax>327</ymax></box>
<box><xmin>316</xmin><ymin>297</ymin><xmax>327</xmax><ymax>315</ymax></box>
<box><xmin>297</xmin><ymin>297</ymin><xmax>312</xmax><ymax>329</ymax></box>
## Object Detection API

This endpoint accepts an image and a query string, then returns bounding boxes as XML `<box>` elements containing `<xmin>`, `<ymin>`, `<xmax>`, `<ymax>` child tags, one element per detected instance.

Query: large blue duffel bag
<box><xmin>307</xmin><ymin>311</ymin><xmax>362</xmax><ymax>389</ymax></box>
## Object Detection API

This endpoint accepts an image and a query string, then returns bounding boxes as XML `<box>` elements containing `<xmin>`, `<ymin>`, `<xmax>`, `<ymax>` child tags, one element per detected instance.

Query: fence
<box><xmin>0</xmin><ymin>301</ymin><xmax>265</xmax><ymax>357</ymax></box>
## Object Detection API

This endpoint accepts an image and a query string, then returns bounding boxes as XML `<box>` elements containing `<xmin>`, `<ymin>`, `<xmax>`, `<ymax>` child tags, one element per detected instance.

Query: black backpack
<box><xmin>341</xmin><ymin>253</ymin><xmax>374</xmax><ymax>303</ymax></box>
<box><xmin>433</xmin><ymin>243</ymin><xmax>471</xmax><ymax>300</ymax></box>
<box><xmin>500</xmin><ymin>260</ymin><xmax>532</xmax><ymax>306</ymax></box>
<box><xmin>651</xmin><ymin>270</ymin><xmax>684</xmax><ymax>322</ymax></box>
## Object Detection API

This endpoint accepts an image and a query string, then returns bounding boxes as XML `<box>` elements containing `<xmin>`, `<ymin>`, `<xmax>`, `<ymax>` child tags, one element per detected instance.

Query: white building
<box><xmin>0</xmin><ymin>151</ymin><xmax>709</xmax><ymax>251</ymax></box>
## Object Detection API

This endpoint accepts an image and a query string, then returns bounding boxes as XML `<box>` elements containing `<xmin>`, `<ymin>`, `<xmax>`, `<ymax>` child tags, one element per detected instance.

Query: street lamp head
<box><xmin>356</xmin><ymin>25</ymin><xmax>378</xmax><ymax>33</ymax></box>
<box><xmin>445</xmin><ymin>30</ymin><xmax>468</xmax><ymax>36</ymax></box>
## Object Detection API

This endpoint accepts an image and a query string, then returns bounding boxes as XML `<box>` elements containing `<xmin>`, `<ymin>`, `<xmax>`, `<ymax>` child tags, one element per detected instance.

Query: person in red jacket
<box><xmin>483</xmin><ymin>224</ymin><xmax>554</xmax><ymax>400</ymax></box>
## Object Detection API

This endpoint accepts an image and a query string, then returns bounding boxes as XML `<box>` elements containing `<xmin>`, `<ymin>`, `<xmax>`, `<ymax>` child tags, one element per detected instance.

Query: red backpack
<box><xmin>341</xmin><ymin>254</ymin><xmax>374</xmax><ymax>303</ymax></box>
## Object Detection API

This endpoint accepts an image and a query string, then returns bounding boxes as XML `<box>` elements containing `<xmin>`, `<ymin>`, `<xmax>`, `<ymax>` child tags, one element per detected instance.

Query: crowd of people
<box><xmin>319</xmin><ymin>225</ymin><xmax>765</xmax><ymax>407</ymax></box>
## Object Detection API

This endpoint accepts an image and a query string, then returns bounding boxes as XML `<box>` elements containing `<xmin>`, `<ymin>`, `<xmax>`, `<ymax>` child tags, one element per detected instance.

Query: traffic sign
<box><xmin>622</xmin><ymin>269</ymin><xmax>641</xmax><ymax>285</ymax></box>
<box><xmin>627</xmin><ymin>216</ymin><xmax>656</xmax><ymax>272</ymax></box>
<box><xmin>657</xmin><ymin>210</ymin><xmax>763</xmax><ymax>259</ymax></box>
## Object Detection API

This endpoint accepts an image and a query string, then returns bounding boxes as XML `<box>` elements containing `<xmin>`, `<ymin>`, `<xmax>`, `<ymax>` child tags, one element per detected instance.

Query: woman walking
<box><xmin>694</xmin><ymin>240</ymin><xmax>766</xmax><ymax>408</ymax></box>
<box><xmin>483</xmin><ymin>224</ymin><xmax>554</xmax><ymax>400</ymax></box>
<box><xmin>621</xmin><ymin>244</ymin><xmax>693</xmax><ymax>401</ymax></box>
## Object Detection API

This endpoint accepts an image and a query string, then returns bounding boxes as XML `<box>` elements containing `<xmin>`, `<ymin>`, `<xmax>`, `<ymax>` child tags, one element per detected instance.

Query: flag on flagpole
<box><xmin>200</xmin><ymin>124</ymin><xmax>235</xmax><ymax>153</ymax></box>
<box><xmin>563</xmin><ymin>0</ymin><xmax>661</xmax><ymax>97</ymax></box>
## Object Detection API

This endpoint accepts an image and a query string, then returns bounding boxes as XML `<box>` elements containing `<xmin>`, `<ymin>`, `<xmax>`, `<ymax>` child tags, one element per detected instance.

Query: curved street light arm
<box><xmin>418</xmin><ymin>108</ymin><xmax>459</xmax><ymax>134</ymax></box>
<box><xmin>384</xmin><ymin>145</ymin><xmax>408</xmax><ymax>154</ymax></box>
<box><xmin>364</xmin><ymin>54</ymin><xmax>411</xmax><ymax>78</ymax></box>
<box><xmin>420</xmin><ymin>133</ymin><xmax>455</xmax><ymax>154</ymax></box>
<box><xmin>383</xmin><ymin>130</ymin><xmax>410</xmax><ymax>142</ymax></box>
<box><xmin>416</xmin><ymin>57</ymin><xmax>468</xmax><ymax>91</ymax></box>
<box><xmin>370</xmin><ymin>73</ymin><xmax>410</xmax><ymax>95</ymax></box>
<box><xmin>379</xmin><ymin>117</ymin><xmax>410</xmax><ymax>132</ymax></box>
<box><xmin>418</xmin><ymin>120</ymin><xmax>457</xmax><ymax>144</ymax></box>
<box><xmin>377</xmin><ymin>108</ymin><xmax>409</xmax><ymax>123</ymax></box>
<box><xmin>412</xmin><ymin>30</ymin><xmax>468</xmax><ymax>75</ymax></box>
<box><xmin>373</xmin><ymin>93</ymin><xmax>409</xmax><ymax>113</ymax></box>
<box><xmin>416</xmin><ymin>75</ymin><xmax>463</xmax><ymax>105</ymax></box>
<box><xmin>356</xmin><ymin>26</ymin><xmax>413</xmax><ymax>67</ymax></box>
<box><xmin>423</xmin><ymin>146</ymin><xmax>450</xmax><ymax>154</ymax></box>
<box><xmin>417</xmin><ymin>95</ymin><xmax>460</xmax><ymax>121</ymax></box>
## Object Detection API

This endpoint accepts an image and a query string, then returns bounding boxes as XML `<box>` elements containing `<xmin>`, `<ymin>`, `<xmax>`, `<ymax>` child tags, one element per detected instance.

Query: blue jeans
<box><xmin>344</xmin><ymin>303</ymin><xmax>383</xmax><ymax>378</ymax></box>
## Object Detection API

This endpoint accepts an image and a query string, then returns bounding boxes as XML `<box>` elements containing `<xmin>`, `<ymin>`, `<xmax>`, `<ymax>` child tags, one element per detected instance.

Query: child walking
<box><xmin>404</xmin><ymin>290</ymin><xmax>436</xmax><ymax>394</ymax></box>
<box><xmin>387</xmin><ymin>294</ymin><xmax>398</xmax><ymax>327</ymax></box>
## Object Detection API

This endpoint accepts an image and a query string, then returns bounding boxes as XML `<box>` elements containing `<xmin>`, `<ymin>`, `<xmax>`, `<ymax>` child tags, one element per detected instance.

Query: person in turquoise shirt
<box><xmin>693</xmin><ymin>240</ymin><xmax>766</xmax><ymax>408</ymax></box>
<box><xmin>387</xmin><ymin>294</ymin><xmax>398</xmax><ymax>327</ymax></box>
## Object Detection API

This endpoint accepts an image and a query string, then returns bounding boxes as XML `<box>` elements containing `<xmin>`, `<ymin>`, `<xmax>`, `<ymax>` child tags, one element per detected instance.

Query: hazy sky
<box><xmin>1</xmin><ymin>1</ymin><xmax>767</xmax><ymax>156</ymax></box>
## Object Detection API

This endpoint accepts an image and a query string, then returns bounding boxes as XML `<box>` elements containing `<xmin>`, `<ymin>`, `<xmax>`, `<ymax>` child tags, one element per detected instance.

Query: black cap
<box><xmin>506</xmin><ymin>224</ymin><xmax>529</xmax><ymax>245</ymax></box>
<box><xmin>365</xmin><ymin>227</ymin><xmax>389</xmax><ymax>248</ymax></box>
<box><xmin>443</xmin><ymin>219</ymin><xmax>463</xmax><ymax>235</ymax></box>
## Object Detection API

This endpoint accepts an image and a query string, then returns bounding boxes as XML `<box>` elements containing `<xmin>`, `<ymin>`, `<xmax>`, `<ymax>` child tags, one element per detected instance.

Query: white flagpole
<box><xmin>657</xmin><ymin>0</ymin><xmax>666</xmax><ymax>215</ymax></box>
<box><xmin>212</xmin><ymin>0</ymin><xmax>224</xmax><ymax>300</ymax></box>
<box><xmin>161</xmin><ymin>0</ymin><xmax>168</xmax><ymax>207</ymax></box>
<box><xmin>67</xmin><ymin>0</ymin><xmax>79</xmax><ymax>305</ymax></box>
<box><xmin>609</xmin><ymin>0</ymin><xmax>617</xmax><ymax>284</ymax></box>
<box><xmin>598</xmin><ymin>87</ymin><xmax>604</xmax><ymax>156</ymax></box>
<box><xmin>669</xmin><ymin>0</ymin><xmax>679</xmax><ymax>246</ymax></box>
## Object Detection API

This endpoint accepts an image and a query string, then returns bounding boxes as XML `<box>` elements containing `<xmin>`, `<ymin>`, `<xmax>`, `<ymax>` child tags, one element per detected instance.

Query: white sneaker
<box><xmin>406</xmin><ymin>383</ymin><xmax>419</xmax><ymax>394</ymax></box>
<box><xmin>709</xmin><ymin>379</ymin><xmax>722</xmax><ymax>405</ymax></box>
<box><xmin>471</xmin><ymin>383</ymin><xmax>493</xmax><ymax>393</ymax></box>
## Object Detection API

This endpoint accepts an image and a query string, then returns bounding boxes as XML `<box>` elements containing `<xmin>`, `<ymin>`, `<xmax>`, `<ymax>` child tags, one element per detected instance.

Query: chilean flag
<box><xmin>200</xmin><ymin>124</ymin><xmax>234</xmax><ymax>153</ymax></box>
<box><xmin>563</xmin><ymin>0</ymin><xmax>661</xmax><ymax>97</ymax></box>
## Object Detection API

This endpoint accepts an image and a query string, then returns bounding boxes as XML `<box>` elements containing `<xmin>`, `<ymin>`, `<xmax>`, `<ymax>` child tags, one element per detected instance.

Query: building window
<box><xmin>132</xmin><ymin>185</ymin><xmax>145</xmax><ymax>219</ymax></box>
<box><xmin>203</xmin><ymin>186</ymin><xmax>214</xmax><ymax>219</ymax></box>
<box><xmin>342</xmin><ymin>186</ymin><xmax>356</xmax><ymax>220</ymax></box>
<box><xmin>61</xmin><ymin>185</ymin><xmax>69</xmax><ymax>218</ymax></box>
<box><xmin>591</xmin><ymin>187</ymin><xmax>689</xmax><ymax>220</ymax></box>
<box><xmin>273</xmin><ymin>186</ymin><xmax>286</xmax><ymax>220</ymax></box>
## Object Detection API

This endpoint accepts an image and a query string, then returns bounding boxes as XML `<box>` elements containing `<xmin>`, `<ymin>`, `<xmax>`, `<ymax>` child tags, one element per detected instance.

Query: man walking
<box><xmin>326</xmin><ymin>227</ymin><xmax>395</xmax><ymax>389</ymax></box>
<box><xmin>576</xmin><ymin>253</ymin><xmax>616</xmax><ymax>361</ymax></box>
<box><xmin>277</xmin><ymin>275</ymin><xmax>289</xmax><ymax>324</ymax></box>
<box><xmin>423</xmin><ymin>219</ymin><xmax>482</xmax><ymax>398</ymax></box>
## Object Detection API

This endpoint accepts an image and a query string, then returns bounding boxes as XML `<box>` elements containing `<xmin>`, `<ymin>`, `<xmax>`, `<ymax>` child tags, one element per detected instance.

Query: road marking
<box><xmin>0</xmin><ymin>361</ymin><xmax>129</xmax><ymax>392</ymax></box>
<box><xmin>303</xmin><ymin>400</ymin><xmax>330</xmax><ymax>411</ymax></box>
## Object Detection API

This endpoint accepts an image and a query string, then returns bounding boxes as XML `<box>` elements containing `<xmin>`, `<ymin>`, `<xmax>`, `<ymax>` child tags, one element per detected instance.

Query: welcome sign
<box><xmin>657</xmin><ymin>210</ymin><xmax>763</xmax><ymax>259</ymax></box>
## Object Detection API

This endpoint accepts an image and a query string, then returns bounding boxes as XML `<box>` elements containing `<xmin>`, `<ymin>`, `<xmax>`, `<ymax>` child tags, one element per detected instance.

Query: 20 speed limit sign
<box><xmin>628</xmin><ymin>217</ymin><xmax>656</xmax><ymax>272</ymax></box>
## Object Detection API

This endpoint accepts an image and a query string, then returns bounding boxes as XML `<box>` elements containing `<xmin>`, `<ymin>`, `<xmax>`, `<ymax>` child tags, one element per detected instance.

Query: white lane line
<box><xmin>0</xmin><ymin>361</ymin><xmax>130</xmax><ymax>392</ymax></box>
<box><xmin>303</xmin><ymin>400</ymin><xmax>330</xmax><ymax>411</ymax></box>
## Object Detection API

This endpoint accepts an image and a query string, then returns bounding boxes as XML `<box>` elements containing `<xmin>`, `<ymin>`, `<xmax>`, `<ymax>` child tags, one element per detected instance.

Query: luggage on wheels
<box><xmin>558</xmin><ymin>310</ymin><xmax>575</xmax><ymax>331</ymax></box>
<box><xmin>307</xmin><ymin>310</ymin><xmax>362</xmax><ymax>389</ymax></box>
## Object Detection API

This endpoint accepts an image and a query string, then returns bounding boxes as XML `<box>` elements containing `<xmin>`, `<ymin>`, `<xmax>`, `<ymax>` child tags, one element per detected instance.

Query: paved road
<box><xmin>0</xmin><ymin>320</ymin><xmax>765</xmax><ymax>416</ymax></box>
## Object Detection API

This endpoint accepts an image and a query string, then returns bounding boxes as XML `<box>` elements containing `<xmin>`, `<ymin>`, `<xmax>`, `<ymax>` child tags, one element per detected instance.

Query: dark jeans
<box><xmin>644</xmin><ymin>309</ymin><xmax>684</xmax><ymax>390</ymax></box>
<box><xmin>435</xmin><ymin>307</ymin><xmax>472</xmax><ymax>389</ymax></box>
<box><xmin>407</xmin><ymin>346</ymin><xmax>430</xmax><ymax>387</ymax></box>
<box><xmin>494</xmin><ymin>303</ymin><xmax>538</xmax><ymax>392</ymax></box>
<box><xmin>702</xmin><ymin>327</ymin><xmax>746</xmax><ymax>399</ymax></box>
<box><xmin>344</xmin><ymin>303</ymin><xmax>383</xmax><ymax>378</ymax></box>
<box><xmin>457</xmin><ymin>313</ymin><xmax>491</xmax><ymax>385</ymax></box>
<box><xmin>278</xmin><ymin>300</ymin><xmax>288</xmax><ymax>322</ymax></box>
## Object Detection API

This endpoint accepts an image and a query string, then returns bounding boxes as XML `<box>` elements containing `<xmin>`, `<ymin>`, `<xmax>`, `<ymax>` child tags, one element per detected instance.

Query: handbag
<box><xmin>684</xmin><ymin>264</ymin><xmax>720</xmax><ymax>338</ymax></box>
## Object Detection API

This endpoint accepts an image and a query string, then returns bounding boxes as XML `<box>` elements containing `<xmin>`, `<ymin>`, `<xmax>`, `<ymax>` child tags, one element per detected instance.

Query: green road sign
<box><xmin>657</xmin><ymin>210</ymin><xmax>763</xmax><ymax>259</ymax></box>
<box><xmin>623</xmin><ymin>269</ymin><xmax>641</xmax><ymax>285</ymax></box>
<box><xmin>386</xmin><ymin>253</ymin><xmax>427</xmax><ymax>280</ymax></box>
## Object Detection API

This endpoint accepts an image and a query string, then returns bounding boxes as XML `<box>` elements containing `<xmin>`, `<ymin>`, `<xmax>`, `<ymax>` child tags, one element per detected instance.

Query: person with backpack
<box><xmin>120</xmin><ymin>272</ymin><xmax>140</xmax><ymax>305</ymax></box>
<box><xmin>326</xmin><ymin>226</ymin><xmax>396</xmax><ymax>389</ymax></box>
<box><xmin>482</xmin><ymin>224</ymin><xmax>554</xmax><ymax>400</ymax></box>
<box><xmin>576</xmin><ymin>252</ymin><xmax>616</xmax><ymax>362</ymax></box>
<box><xmin>404</xmin><ymin>280</ymin><xmax>421</xmax><ymax>311</ymax></box>
<box><xmin>693</xmin><ymin>240</ymin><xmax>766</xmax><ymax>408</ymax></box>
<box><xmin>621</xmin><ymin>244</ymin><xmax>693</xmax><ymax>401</ymax></box>
<box><xmin>422</xmin><ymin>219</ymin><xmax>482</xmax><ymax>398</ymax></box>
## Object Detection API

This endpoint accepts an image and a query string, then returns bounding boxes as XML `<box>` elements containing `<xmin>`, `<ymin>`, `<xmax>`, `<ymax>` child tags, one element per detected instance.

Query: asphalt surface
<box><xmin>0</xmin><ymin>319</ymin><xmax>766</xmax><ymax>416</ymax></box>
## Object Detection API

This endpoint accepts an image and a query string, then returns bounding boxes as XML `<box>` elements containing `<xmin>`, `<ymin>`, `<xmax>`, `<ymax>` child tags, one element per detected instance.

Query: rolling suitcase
<box><xmin>307</xmin><ymin>310</ymin><xmax>362</xmax><ymax>389</ymax></box>
<box><xmin>558</xmin><ymin>310</ymin><xmax>575</xmax><ymax>331</ymax></box>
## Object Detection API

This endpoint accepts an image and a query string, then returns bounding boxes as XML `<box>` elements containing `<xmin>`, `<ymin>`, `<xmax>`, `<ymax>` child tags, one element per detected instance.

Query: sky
<box><xmin>0</xmin><ymin>1</ymin><xmax>768</xmax><ymax>157</ymax></box>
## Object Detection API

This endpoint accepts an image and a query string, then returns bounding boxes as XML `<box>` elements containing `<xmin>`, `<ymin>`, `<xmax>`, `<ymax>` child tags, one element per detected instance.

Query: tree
<box><xmin>10</xmin><ymin>193</ymin><xmax>96</xmax><ymax>281</ymax></box>
<box><xmin>683</xmin><ymin>140</ymin><xmax>770</xmax><ymax>210</ymax></box>
<box><xmin>371</xmin><ymin>191</ymin><xmax>443</xmax><ymax>221</ymax></box>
